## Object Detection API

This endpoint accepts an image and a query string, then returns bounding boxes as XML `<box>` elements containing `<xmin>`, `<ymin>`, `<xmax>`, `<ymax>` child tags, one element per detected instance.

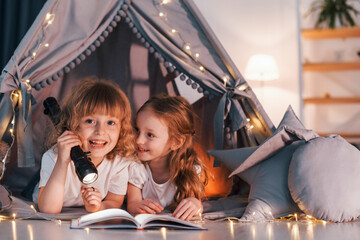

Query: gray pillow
<box><xmin>230</xmin><ymin>106</ymin><xmax>318</xmax><ymax>176</ymax></box>
<box><xmin>210</xmin><ymin>141</ymin><xmax>305</xmax><ymax>220</ymax></box>
<box><xmin>288</xmin><ymin>135</ymin><xmax>360</xmax><ymax>222</ymax></box>
<box><xmin>208</xmin><ymin>105</ymin><xmax>319</xmax><ymax>220</ymax></box>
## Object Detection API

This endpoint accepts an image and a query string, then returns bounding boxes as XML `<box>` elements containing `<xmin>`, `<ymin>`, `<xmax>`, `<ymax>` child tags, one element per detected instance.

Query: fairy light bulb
<box><xmin>238</xmin><ymin>84</ymin><xmax>247</xmax><ymax>91</ymax></box>
<box><xmin>171</xmin><ymin>29</ymin><xmax>176</xmax><ymax>33</ymax></box>
<box><xmin>25</xmin><ymin>79</ymin><xmax>30</xmax><ymax>83</ymax></box>
<box><xmin>32</xmin><ymin>52</ymin><xmax>37</xmax><ymax>57</ymax></box>
<box><xmin>195</xmin><ymin>53</ymin><xmax>200</xmax><ymax>58</ymax></box>
<box><xmin>12</xmin><ymin>213</ymin><xmax>16</xmax><ymax>219</ymax></box>
<box><xmin>159</xmin><ymin>12</ymin><xmax>165</xmax><ymax>17</ymax></box>
<box><xmin>161</xmin><ymin>0</ymin><xmax>169</xmax><ymax>4</ymax></box>
<box><xmin>229</xmin><ymin>220</ymin><xmax>234</xmax><ymax>238</ymax></box>
<box><xmin>222</xmin><ymin>76</ymin><xmax>229</xmax><ymax>87</ymax></box>
<box><xmin>161</xmin><ymin>227</ymin><xmax>167</xmax><ymax>240</ymax></box>
<box><xmin>46</xmin><ymin>13</ymin><xmax>52</xmax><ymax>20</ymax></box>
<box><xmin>199</xmin><ymin>66</ymin><xmax>204</xmax><ymax>71</ymax></box>
<box><xmin>44</xmin><ymin>43</ymin><xmax>49</xmax><ymax>47</ymax></box>
<box><xmin>184</xmin><ymin>44</ymin><xmax>191</xmax><ymax>51</ymax></box>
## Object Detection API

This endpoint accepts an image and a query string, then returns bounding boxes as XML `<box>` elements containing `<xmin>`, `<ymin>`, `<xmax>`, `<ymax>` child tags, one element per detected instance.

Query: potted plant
<box><xmin>306</xmin><ymin>0</ymin><xmax>360</xmax><ymax>29</ymax></box>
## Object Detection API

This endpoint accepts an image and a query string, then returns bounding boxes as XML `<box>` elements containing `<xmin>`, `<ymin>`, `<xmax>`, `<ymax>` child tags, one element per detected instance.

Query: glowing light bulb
<box><xmin>12</xmin><ymin>213</ymin><xmax>16</xmax><ymax>219</ymax></box>
<box><xmin>48</xmin><ymin>20</ymin><xmax>53</xmax><ymax>25</ymax></box>
<box><xmin>44</xmin><ymin>43</ymin><xmax>49</xmax><ymax>47</ymax></box>
<box><xmin>46</xmin><ymin>13</ymin><xmax>52</xmax><ymax>20</ymax></box>
<box><xmin>161</xmin><ymin>227</ymin><xmax>167</xmax><ymax>240</ymax></box>
<box><xmin>199</xmin><ymin>66</ymin><xmax>204</xmax><ymax>71</ymax></box>
<box><xmin>32</xmin><ymin>52</ymin><xmax>37</xmax><ymax>57</ymax></box>
<box><xmin>184</xmin><ymin>44</ymin><xmax>191</xmax><ymax>51</ymax></box>
<box><xmin>161</xmin><ymin>0</ymin><xmax>169</xmax><ymax>4</ymax></box>
<box><xmin>159</xmin><ymin>12</ymin><xmax>165</xmax><ymax>17</ymax></box>
<box><xmin>222</xmin><ymin>76</ymin><xmax>229</xmax><ymax>87</ymax></box>
<box><xmin>25</xmin><ymin>79</ymin><xmax>30</xmax><ymax>83</ymax></box>
<box><xmin>171</xmin><ymin>29</ymin><xmax>176</xmax><ymax>33</ymax></box>
<box><xmin>247</xmin><ymin>118</ymin><xmax>250</xmax><ymax>122</ymax></box>
<box><xmin>195</xmin><ymin>53</ymin><xmax>200</xmax><ymax>58</ymax></box>
<box><xmin>9</xmin><ymin>129</ymin><xmax>14</xmax><ymax>134</ymax></box>
<box><xmin>238</xmin><ymin>85</ymin><xmax>247</xmax><ymax>91</ymax></box>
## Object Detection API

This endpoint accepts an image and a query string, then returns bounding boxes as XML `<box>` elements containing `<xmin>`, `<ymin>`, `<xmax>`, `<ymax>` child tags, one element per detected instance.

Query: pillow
<box><xmin>208</xmin><ymin>105</ymin><xmax>317</xmax><ymax>220</ymax></box>
<box><xmin>288</xmin><ymin>135</ymin><xmax>360</xmax><ymax>222</ymax></box>
<box><xmin>230</xmin><ymin>106</ymin><xmax>318</xmax><ymax>176</ymax></box>
<box><xmin>210</xmin><ymin>141</ymin><xmax>305</xmax><ymax>220</ymax></box>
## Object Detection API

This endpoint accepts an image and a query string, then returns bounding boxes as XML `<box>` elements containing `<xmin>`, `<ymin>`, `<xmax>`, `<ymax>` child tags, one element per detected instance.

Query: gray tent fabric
<box><xmin>0</xmin><ymin>0</ymin><xmax>274</xmax><ymax>191</ymax></box>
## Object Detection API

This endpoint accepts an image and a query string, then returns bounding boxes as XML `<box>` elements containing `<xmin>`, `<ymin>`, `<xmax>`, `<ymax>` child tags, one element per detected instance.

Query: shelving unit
<box><xmin>302</xmin><ymin>26</ymin><xmax>360</xmax><ymax>39</ymax></box>
<box><xmin>301</xmin><ymin>27</ymin><xmax>360</xmax><ymax>141</ymax></box>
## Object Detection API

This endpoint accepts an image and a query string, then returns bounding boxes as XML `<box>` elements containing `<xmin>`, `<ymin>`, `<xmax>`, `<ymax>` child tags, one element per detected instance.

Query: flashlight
<box><xmin>43</xmin><ymin>97</ymin><xmax>98</xmax><ymax>184</ymax></box>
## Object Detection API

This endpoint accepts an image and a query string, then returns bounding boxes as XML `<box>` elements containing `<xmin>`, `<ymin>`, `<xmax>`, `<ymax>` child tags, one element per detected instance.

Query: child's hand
<box><xmin>132</xmin><ymin>198</ymin><xmax>164</xmax><ymax>215</ymax></box>
<box><xmin>172</xmin><ymin>197</ymin><xmax>202</xmax><ymax>221</ymax></box>
<box><xmin>57</xmin><ymin>130</ymin><xmax>82</xmax><ymax>165</ymax></box>
<box><xmin>81</xmin><ymin>186</ymin><xmax>103</xmax><ymax>212</ymax></box>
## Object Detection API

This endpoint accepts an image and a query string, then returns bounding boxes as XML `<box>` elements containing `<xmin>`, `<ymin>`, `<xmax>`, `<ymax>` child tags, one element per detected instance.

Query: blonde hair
<box><xmin>138</xmin><ymin>94</ymin><xmax>208</xmax><ymax>210</ymax></box>
<box><xmin>48</xmin><ymin>77</ymin><xmax>136</xmax><ymax>159</ymax></box>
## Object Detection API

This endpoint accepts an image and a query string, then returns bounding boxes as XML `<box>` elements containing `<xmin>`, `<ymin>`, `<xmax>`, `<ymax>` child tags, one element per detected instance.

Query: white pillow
<box><xmin>289</xmin><ymin>135</ymin><xmax>360</xmax><ymax>222</ymax></box>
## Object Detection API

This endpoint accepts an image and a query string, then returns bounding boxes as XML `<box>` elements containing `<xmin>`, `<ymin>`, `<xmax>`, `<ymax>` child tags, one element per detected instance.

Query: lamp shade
<box><xmin>245</xmin><ymin>54</ymin><xmax>279</xmax><ymax>81</ymax></box>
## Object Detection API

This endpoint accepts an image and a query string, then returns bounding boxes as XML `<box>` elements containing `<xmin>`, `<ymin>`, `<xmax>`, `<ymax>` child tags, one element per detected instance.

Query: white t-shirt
<box><xmin>128</xmin><ymin>161</ymin><xmax>176</xmax><ymax>208</ymax></box>
<box><xmin>33</xmin><ymin>147</ymin><xmax>133</xmax><ymax>207</ymax></box>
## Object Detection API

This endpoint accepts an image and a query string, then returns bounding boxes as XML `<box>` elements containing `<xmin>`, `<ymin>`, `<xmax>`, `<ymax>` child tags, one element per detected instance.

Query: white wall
<box><xmin>193</xmin><ymin>0</ymin><xmax>301</xmax><ymax>126</ymax></box>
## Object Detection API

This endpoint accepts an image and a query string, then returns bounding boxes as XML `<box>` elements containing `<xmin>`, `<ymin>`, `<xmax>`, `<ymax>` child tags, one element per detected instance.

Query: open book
<box><xmin>70</xmin><ymin>208</ymin><xmax>206</xmax><ymax>230</ymax></box>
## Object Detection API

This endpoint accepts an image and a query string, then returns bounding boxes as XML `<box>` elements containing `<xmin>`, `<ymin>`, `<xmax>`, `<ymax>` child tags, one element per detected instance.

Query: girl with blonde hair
<box><xmin>34</xmin><ymin>77</ymin><xmax>136</xmax><ymax>214</ymax></box>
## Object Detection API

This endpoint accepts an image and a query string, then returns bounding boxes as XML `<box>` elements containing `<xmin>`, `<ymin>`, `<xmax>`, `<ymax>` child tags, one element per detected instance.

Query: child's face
<box><xmin>135</xmin><ymin>109</ymin><xmax>172</xmax><ymax>163</ymax></box>
<box><xmin>77</xmin><ymin>111</ymin><xmax>120</xmax><ymax>163</ymax></box>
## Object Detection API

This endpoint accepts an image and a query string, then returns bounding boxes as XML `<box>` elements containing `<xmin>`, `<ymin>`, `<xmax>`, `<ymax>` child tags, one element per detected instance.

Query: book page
<box><xmin>134</xmin><ymin>214</ymin><xmax>205</xmax><ymax>229</ymax></box>
<box><xmin>79</xmin><ymin>209</ymin><xmax>135</xmax><ymax>226</ymax></box>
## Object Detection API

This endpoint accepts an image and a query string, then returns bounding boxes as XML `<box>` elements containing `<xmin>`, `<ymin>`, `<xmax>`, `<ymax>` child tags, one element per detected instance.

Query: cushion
<box><xmin>210</xmin><ymin>141</ymin><xmax>305</xmax><ymax>220</ymax></box>
<box><xmin>288</xmin><ymin>135</ymin><xmax>360</xmax><ymax>222</ymax></box>
<box><xmin>230</xmin><ymin>106</ymin><xmax>318</xmax><ymax>176</ymax></box>
<box><xmin>208</xmin><ymin>105</ymin><xmax>318</xmax><ymax>220</ymax></box>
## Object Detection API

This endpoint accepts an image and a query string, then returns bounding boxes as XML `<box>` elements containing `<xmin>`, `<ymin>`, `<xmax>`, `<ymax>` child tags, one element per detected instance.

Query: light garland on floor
<box><xmin>0</xmin><ymin>204</ymin><xmax>61</xmax><ymax>225</ymax></box>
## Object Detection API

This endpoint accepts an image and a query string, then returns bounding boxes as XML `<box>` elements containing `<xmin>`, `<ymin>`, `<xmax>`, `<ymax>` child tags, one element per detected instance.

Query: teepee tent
<box><xmin>0</xmin><ymin>0</ymin><xmax>274</xmax><ymax>194</ymax></box>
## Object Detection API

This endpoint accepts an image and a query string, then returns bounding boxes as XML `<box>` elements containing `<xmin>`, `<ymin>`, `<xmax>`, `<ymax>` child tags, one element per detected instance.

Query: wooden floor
<box><xmin>1</xmin><ymin>218</ymin><xmax>360</xmax><ymax>240</ymax></box>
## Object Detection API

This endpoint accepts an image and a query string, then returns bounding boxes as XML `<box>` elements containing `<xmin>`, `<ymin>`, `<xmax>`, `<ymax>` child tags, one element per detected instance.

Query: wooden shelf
<box><xmin>303</xmin><ymin>62</ymin><xmax>360</xmax><ymax>71</ymax></box>
<box><xmin>302</xmin><ymin>27</ymin><xmax>360</xmax><ymax>39</ymax></box>
<box><xmin>318</xmin><ymin>132</ymin><xmax>360</xmax><ymax>138</ymax></box>
<box><xmin>303</xmin><ymin>97</ymin><xmax>360</xmax><ymax>104</ymax></box>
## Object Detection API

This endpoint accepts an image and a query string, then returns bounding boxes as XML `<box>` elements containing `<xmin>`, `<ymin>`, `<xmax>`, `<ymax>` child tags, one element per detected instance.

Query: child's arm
<box><xmin>38</xmin><ymin>131</ymin><xmax>81</xmax><ymax>214</ymax></box>
<box><xmin>126</xmin><ymin>183</ymin><xmax>163</xmax><ymax>214</ymax></box>
<box><xmin>81</xmin><ymin>187</ymin><xmax>124</xmax><ymax>212</ymax></box>
<box><xmin>172</xmin><ymin>197</ymin><xmax>203</xmax><ymax>221</ymax></box>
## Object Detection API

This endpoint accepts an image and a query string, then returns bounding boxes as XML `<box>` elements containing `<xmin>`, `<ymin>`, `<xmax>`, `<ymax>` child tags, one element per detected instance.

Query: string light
<box><xmin>45</xmin><ymin>13</ymin><xmax>52</xmax><ymax>20</ymax></box>
<box><xmin>159</xmin><ymin>12</ymin><xmax>165</xmax><ymax>17</ymax></box>
<box><xmin>160</xmin><ymin>227</ymin><xmax>167</xmax><ymax>240</ymax></box>
<box><xmin>184</xmin><ymin>43</ymin><xmax>191</xmax><ymax>51</ymax></box>
<box><xmin>222</xmin><ymin>76</ymin><xmax>229</xmax><ymax>87</ymax></box>
<box><xmin>229</xmin><ymin>219</ymin><xmax>234</xmax><ymax>238</ymax></box>
<box><xmin>161</xmin><ymin>0</ymin><xmax>170</xmax><ymax>4</ymax></box>
<box><xmin>199</xmin><ymin>66</ymin><xmax>204</xmax><ymax>71</ymax></box>
<box><xmin>44</xmin><ymin>43</ymin><xmax>49</xmax><ymax>47</ymax></box>
<box><xmin>12</xmin><ymin>213</ymin><xmax>16</xmax><ymax>219</ymax></box>
<box><xmin>171</xmin><ymin>29</ymin><xmax>176</xmax><ymax>33</ymax></box>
